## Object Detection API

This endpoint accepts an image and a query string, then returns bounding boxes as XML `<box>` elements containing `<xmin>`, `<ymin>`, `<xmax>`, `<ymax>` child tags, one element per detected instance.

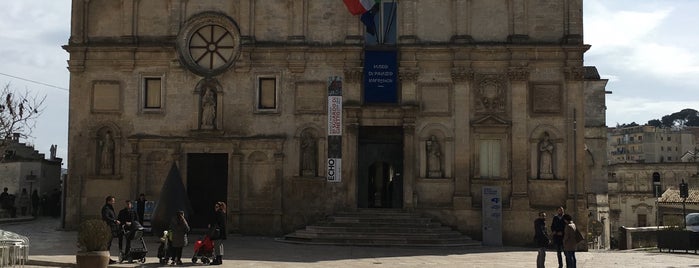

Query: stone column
<box><xmin>403</xmin><ymin>117</ymin><xmax>416</xmax><ymax>209</ymax></box>
<box><xmin>229</xmin><ymin>150</ymin><xmax>243</xmax><ymax>231</ymax></box>
<box><xmin>451</xmin><ymin>0</ymin><xmax>472</xmax><ymax>43</ymax></box>
<box><xmin>508</xmin><ymin>67</ymin><xmax>530</xmax><ymax>209</ymax></box>
<box><xmin>344</xmin><ymin>111</ymin><xmax>360</xmax><ymax>209</ymax></box>
<box><xmin>451</xmin><ymin>67</ymin><xmax>473</xmax><ymax>209</ymax></box>
<box><xmin>399</xmin><ymin>0</ymin><xmax>417</xmax><ymax>44</ymax></box>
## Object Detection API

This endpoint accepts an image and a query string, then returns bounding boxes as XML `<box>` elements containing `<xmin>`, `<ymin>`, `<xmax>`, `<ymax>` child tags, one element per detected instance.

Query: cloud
<box><xmin>606</xmin><ymin>97</ymin><xmax>699</xmax><ymax>126</ymax></box>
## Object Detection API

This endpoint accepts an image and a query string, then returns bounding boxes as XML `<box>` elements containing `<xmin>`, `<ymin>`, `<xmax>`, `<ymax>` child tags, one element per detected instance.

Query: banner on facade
<box><xmin>327</xmin><ymin>76</ymin><xmax>342</xmax><ymax>182</ymax></box>
<box><xmin>363</xmin><ymin>50</ymin><xmax>398</xmax><ymax>103</ymax></box>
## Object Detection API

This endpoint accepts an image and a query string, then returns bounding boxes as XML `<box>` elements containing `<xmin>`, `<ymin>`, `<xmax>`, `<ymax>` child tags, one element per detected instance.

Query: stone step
<box><xmin>278</xmin><ymin>210</ymin><xmax>481</xmax><ymax>247</ymax></box>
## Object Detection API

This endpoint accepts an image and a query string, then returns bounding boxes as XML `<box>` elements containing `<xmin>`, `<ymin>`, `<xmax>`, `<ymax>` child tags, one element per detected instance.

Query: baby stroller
<box><xmin>157</xmin><ymin>230</ymin><xmax>171</xmax><ymax>264</ymax></box>
<box><xmin>118</xmin><ymin>222</ymin><xmax>147</xmax><ymax>263</ymax></box>
<box><xmin>191</xmin><ymin>235</ymin><xmax>215</xmax><ymax>264</ymax></box>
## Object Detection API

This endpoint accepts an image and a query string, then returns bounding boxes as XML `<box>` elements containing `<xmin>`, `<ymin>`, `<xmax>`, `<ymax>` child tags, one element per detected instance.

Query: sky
<box><xmin>0</xmin><ymin>0</ymin><xmax>698</xmax><ymax>167</ymax></box>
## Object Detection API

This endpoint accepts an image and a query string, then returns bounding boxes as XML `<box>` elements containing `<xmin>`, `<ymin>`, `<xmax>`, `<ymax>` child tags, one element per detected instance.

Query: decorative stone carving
<box><xmin>451</xmin><ymin>68</ymin><xmax>474</xmax><ymax>82</ymax></box>
<box><xmin>507</xmin><ymin>67</ymin><xmax>529</xmax><ymax>81</ymax></box>
<box><xmin>426</xmin><ymin>136</ymin><xmax>442</xmax><ymax>178</ymax></box>
<box><xmin>196</xmin><ymin>78</ymin><xmax>221</xmax><ymax>130</ymax></box>
<box><xmin>474</xmin><ymin>75</ymin><xmax>506</xmax><ymax>114</ymax></box>
<box><xmin>399</xmin><ymin>70</ymin><xmax>419</xmax><ymax>81</ymax></box>
<box><xmin>537</xmin><ymin>132</ymin><xmax>556</xmax><ymax>179</ymax></box>
<box><xmin>99</xmin><ymin>131</ymin><xmax>115</xmax><ymax>175</ymax></box>
<box><xmin>343</xmin><ymin>68</ymin><xmax>363</xmax><ymax>83</ymax></box>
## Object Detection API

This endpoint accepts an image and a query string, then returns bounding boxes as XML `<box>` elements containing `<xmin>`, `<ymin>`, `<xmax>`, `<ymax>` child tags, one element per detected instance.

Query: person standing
<box><xmin>101</xmin><ymin>195</ymin><xmax>120</xmax><ymax>264</ymax></box>
<box><xmin>208</xmin><ymin>201</ymin><xmax>227</xmax><ymax>265</ymax></box>
<box><xmin>534</xmin><ymin>211</ymin><xmax>551</xmax><ymax>268</ymax></box>
<box><xmin>31</xmin><ymin>190</ymin><xmax>39</xmax><ymax>217</ymax></box>
<box><xmin>17</xmin><ymin>188</ymin><xmax>30</xmax><ymax>216</ymax></box>
<box><xmin>117</xmin><ymin>200</ymin><xmax>140</xmax><ymax>256</ymax></box>
<box><xmin>562</xmin><ymin>214</ymin><xmax>577</xmax><ymax>268</ymax></box>
<box><xmin>136</xmin><ymin>193</ymin><xmax>146</xmax><ymax>225</ymax></box>
<box><xmin>169</xmin><ymin>210</ymin><xmax>190</xmax><ymax>265</ymax></box>
<box><xmin>551</xmin><ymin>206</ymin><xmax>565</xmax><ymax>268</ymax></box>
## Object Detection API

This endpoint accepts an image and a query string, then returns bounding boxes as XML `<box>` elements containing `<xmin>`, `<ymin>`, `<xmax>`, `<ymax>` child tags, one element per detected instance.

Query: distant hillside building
<box><xmin>64</xmin><ymin>0</ymin><xmax>609</xmax><ymax>246</ymax></box>
<box><xmin>608</xmin><ymin>125</ymin><xmax>696</xmax><ymax>164</ymax></box>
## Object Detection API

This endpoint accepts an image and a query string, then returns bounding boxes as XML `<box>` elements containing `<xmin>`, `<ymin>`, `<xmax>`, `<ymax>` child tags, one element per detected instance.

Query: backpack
<box><xmin>574</xmin><ymin>229</ymin><xmax>584</xmax><ymax>243</ymax></box>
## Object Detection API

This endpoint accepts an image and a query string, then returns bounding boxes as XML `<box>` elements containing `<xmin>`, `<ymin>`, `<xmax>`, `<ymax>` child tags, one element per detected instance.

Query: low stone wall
<box><xmin>618</xmin><ymin>226</ymin><xmax>666</xmax><ymax>249</ymax></box>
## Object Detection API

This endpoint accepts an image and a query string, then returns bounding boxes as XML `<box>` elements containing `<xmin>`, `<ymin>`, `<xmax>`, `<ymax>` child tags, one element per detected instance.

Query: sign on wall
<box><xmin>482</xmin><ymin>186</ymin><xmax>503</xmax><ymax>246</ymax></box>
<box><xmin>363</xmin><ymin>50</ymin><xmax>398</xmax><ymax>103</ymax></box>
<box><xmin>327</xmin><ymin>76</ymin><xmax>342</xmax><ymax>182</ymax></box>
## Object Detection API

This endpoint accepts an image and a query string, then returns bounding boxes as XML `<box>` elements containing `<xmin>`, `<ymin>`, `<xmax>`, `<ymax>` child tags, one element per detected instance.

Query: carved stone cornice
<box><xmin>451</xmin><ymin>68</ymin><xmax>474</xmax><ymax>82</ymax></box>
<box><xmin>507</xmin><ymin>67</ymin><xmax>529</xmax><ymax>81</ymax></box>
<box><xmin>343</xmin><ymin>68</ymin><xmax>363</xmax><ymax>83</ymax></box>
<box><xmin>564</xmin><ymin>67</ymin><xmax>585</xmax><ymax>81</ymax></box>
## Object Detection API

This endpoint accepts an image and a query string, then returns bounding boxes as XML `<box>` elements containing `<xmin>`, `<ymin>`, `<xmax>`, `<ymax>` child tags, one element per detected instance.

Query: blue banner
<box><xmin>363</xmin><ymin>50</ymin><xmax>398</xmax><ymax>103</ymax></box>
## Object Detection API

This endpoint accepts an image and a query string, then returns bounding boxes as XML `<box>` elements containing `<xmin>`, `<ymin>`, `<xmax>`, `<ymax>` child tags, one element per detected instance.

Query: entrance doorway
<box><xmin>187</xmin><ymin>153</ymin><xmax>228</xmax><ymax>228</ymax></box>
<box><xmin>358</xmin><ymin>126</ymin><xmax>403</xmax><ymax>208</ymax></box>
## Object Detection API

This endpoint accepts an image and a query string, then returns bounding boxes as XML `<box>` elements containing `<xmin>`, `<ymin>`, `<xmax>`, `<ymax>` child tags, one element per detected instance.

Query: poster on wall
<box><xmin>327</xmin><ymin>76</ymin><xmax>342</xmax><ymax>182</ymax></box>
<box><xmin>482</xmin><ymin>186</ymin><xmax>502</xmax><ymax>246</ymax></box>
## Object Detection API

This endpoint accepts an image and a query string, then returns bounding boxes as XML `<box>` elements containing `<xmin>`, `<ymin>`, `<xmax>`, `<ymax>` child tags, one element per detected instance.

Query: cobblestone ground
<box><xmin>1</xmin><ymin>217</ymin><xmax>698</xmax><ymax>268</ymax></box>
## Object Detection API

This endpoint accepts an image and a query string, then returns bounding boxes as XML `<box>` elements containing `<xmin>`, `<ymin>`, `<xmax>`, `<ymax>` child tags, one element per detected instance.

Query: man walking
<box><xmin>534</xmin><ymin>211</ymin><xmax>551</xmax><ymax>268</ymax></box>
<box><xmin>551</xmin><ymin>207</ymin><xmax>565</xmax><ymax>268</ymax></box>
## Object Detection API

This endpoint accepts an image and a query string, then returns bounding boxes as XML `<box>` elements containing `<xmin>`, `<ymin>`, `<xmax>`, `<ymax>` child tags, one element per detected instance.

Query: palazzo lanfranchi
<box><xmin>64</xmin><ymin>0</ymin><xmax>610</xmax><ymax>247</ymax></box>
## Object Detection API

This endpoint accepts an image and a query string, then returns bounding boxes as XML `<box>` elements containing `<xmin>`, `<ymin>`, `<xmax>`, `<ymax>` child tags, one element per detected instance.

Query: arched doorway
<box><xmin>358</xmin><ymin>126</ymin><xmax>403</xmax><ymax>208</ymax></box>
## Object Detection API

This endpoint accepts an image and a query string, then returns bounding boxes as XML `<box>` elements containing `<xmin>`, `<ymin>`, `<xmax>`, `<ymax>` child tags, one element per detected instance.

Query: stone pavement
<box><xmin>1</xmin><ymin>217</ymin><xmax>698</xmax><ymax>268</ymax></box>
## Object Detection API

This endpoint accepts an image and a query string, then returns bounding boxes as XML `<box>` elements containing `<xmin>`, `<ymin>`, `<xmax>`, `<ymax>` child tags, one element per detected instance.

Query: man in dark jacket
<box><xmin>534</xmin><ymin>211</ymin><xmax>551</xmax><ymax>268</ymax></box>
<box><xmin>551</xmin><ymin>206</ymin><xmax>566</xmax><ymax>268</ymax></box>
<box><xmin>117</xmin><ymin>200</ymin><xmax>141</xmax><ymax>256</ymax></box>
<box><xmin>101</xmin><ymin>195</ymin><xmax>120</xmax><ymax>264</ymax></box>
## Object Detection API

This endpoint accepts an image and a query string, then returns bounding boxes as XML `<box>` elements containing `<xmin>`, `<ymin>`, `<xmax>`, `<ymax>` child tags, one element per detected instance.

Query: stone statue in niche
<box><xmin>426</xmin><ymin>135</ymin><xmax>442</xmax><ymax>178</ymax></box>
<box><xmin>300</xmin><ymin>132</ymin><xmax>317</xmax><ymax>176</ymax></box>
<box><xmin>99</xmin><ymin>130</ymin><xmax>115</xmax><ymax>175</ymax></box>
<box><xmin>200</xmin><ymin>85</ymin><xmax>217</xmax><ymax>129</ymax></box>
<box><xmin>537</xmin><ymin>132</ymin><xmax>556</xmax><ymax>179</ymax></box>
<box><xmin>49</xmin><ymin>144</ymin><xmax>57</xmax><ymax>160</ymax></box>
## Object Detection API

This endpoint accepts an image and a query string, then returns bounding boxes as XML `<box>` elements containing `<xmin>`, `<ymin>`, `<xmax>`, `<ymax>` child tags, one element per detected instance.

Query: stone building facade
<box><xmin>608</xmin><ymin>125</ymin><xmax>696</xmax><ymax>164</ymax></box>
<box><xmin>64</xmin><ymin>0</ymin><xmax>608</xmax><ymax>245</ymax></box>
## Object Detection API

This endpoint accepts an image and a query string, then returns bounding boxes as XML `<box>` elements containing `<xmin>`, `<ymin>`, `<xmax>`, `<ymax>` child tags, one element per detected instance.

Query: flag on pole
<box><xmin>343</xmin><ymin>0</ymin><xmax>380</xmax><ymax>36</ymax></box>
<box><xmin>343</xmin><ymin>0</ymin><xmax>378</xmax><ymax>16</ymax></box>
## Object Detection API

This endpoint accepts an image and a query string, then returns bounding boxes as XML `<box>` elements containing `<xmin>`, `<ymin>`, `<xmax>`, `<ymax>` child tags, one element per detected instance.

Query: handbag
<box><xmin>574</xmin><ymin>229</ymin><xmax>584</xmax><ymax>243</ymax></box>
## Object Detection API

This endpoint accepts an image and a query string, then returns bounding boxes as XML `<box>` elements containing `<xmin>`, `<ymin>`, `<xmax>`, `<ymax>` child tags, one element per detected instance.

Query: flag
<box><xmin>344</xmin><ymin>0</ymin><xmax>379</xmax><ymax>36</ymax></box>
<box><xmin>343</xmin><ymin>0</ymin><xmax>378</xmax><ymax>16</ymax></box>
<box><xmin>360</xmin><ymin>9</ymin><xmax>377</xmax><ymax>36</ymax></box>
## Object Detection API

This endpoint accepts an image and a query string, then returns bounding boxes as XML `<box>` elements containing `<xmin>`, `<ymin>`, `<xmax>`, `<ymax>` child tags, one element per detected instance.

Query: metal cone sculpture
<box><xmin>150</xmin><ymin>162</ymin><xmax>193</xmax><ymax>234</ymax></box>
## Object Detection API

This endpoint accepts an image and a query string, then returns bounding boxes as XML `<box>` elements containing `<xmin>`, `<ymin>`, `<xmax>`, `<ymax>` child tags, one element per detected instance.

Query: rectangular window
<box><xmin>479</xmin><ymin>140</ymin><xmax>500</xmax><ymax>178</ymax></box>
<box><xmin>638</xmin><ymin>214</ymin><xmax>647</xmax><ymax>227</ymax></box>
<box><xmin>629</xmin><ymin>137</ymin><xmax>634</xmax><ymax>142</ymax></box>
<box><xmin>258</xmin><ymin>78</ymin><xmax>277</xmax><ymax>109</ymax></box>
<box><xmin>365</xmin><ymin>0</ymin><xmax>397</xmax><ymax>46</ymax></box>
<box><xmin>143</xmin><ymin>77</ymin><xmax>162</xmax><ymax>109</ymax></box>
<box><xmin>661</xmin><ymin>147</ymin><xmax>664</xmax><ymax>151</ymax></box>
<box><xmin>667</xmin><ymin>136</ymin><xmax>671</xmax><ymax>141</ymax></box>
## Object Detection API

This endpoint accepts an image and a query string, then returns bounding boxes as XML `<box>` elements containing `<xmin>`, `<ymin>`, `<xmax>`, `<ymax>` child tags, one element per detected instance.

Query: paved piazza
<box><xmin>1</xmin><ymin>218</ymin><xmax>697</xmax><ymax>267</ymax></box>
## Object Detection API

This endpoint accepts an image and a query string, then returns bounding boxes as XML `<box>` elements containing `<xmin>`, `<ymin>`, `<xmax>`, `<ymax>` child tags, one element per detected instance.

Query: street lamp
<box><xmin>680</xmin><ymin>179</ymin><xmax>689</xmax><ymax>228</ymax></box>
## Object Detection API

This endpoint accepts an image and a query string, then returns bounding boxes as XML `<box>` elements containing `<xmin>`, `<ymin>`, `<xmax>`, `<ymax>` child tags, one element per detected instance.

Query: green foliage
<box><xmin>77</xmin><ymin>219</ymin><xmax>111</xmax><ymax>252</ymax></box>
<box><xmin>647</xmin><ymin>108</ymin><xmax>699</xmax><ymax>128</ymax></box>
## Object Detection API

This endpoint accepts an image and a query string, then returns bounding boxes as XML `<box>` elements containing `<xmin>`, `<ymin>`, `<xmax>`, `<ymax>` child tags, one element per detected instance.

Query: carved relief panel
<box><xmin>474</xmin><ymin>74</ymin><xmax>507</xmax><ymax>115</ymax></box>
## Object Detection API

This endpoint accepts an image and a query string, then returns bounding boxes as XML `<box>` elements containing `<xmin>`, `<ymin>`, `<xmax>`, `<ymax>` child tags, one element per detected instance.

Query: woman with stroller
<box><xmin>169</xmin><ymin>210</ymin><xmax>190</xmax><ymax>265</ymax></box>
<box><xmin>208</xmin><ymin>201</ymin><xmax>226</xmax><ymax>265</ymax></box>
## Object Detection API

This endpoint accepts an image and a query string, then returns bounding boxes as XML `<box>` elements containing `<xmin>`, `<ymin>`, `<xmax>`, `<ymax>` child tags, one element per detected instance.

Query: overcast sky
<box><xmin>0</xmin><ymin>0</ymin><xmax>697</xmax><ymax>166</ymax></box>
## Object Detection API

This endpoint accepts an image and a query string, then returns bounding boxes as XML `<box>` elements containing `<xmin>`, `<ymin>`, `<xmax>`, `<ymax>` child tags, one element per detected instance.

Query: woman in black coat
<box><xmin>208</xmin><ymin>201</ymin><xmax>227</xmax><ymax>265</ymax></box>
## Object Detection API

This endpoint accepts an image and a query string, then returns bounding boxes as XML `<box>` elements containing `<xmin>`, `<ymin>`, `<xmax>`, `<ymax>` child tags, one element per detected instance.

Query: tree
<box><xmin>647</xmin><ymin>119</ymin><xmax>662</xmax><ymax>127</ymax></box>
<box><xmin>0</xmin><ymin>83</ymin><xmax>46</xmax><ymax>141</ymax></box>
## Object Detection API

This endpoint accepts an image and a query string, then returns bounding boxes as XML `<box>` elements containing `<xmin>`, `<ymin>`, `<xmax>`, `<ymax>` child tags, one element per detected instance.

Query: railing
<box><xmin>0</xmin><ymin>230</ymin><xmax>29</xmax><ymax>267</ymax></box>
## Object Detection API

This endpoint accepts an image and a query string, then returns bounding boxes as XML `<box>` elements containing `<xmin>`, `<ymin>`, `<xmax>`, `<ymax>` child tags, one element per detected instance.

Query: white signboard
<box><xmin>327</xmin><ymin>77</ymin><xmax>342</xmax><ymax>182</ymax></box>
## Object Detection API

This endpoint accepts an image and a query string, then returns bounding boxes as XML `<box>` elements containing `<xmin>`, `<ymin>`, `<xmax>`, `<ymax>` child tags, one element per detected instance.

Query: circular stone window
<box><xmin>177</xmin><ymin>12</ymin><xmax>241</xmax><ymax>77</ymax></box>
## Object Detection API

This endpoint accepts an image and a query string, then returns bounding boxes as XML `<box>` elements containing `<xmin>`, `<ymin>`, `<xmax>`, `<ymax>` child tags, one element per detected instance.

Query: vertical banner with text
<box><xmin>327</xmin><ymin>76</ymin><xmax>342</xmax><ymax>182</ymax></box>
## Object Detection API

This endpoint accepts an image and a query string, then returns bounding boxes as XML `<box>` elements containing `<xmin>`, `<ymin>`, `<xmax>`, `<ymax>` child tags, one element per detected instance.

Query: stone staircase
<box><xmin>278</xmin><ymin>209</ymin><xmax>481</xmax><ymax>247</ymax></box>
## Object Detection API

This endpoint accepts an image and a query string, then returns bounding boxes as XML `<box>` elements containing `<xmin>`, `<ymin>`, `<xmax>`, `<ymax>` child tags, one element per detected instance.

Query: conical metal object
<box><xmin>151</xmin><ymin>162</ymin><xmax>193</xmax><ymax>234</ymax></box>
